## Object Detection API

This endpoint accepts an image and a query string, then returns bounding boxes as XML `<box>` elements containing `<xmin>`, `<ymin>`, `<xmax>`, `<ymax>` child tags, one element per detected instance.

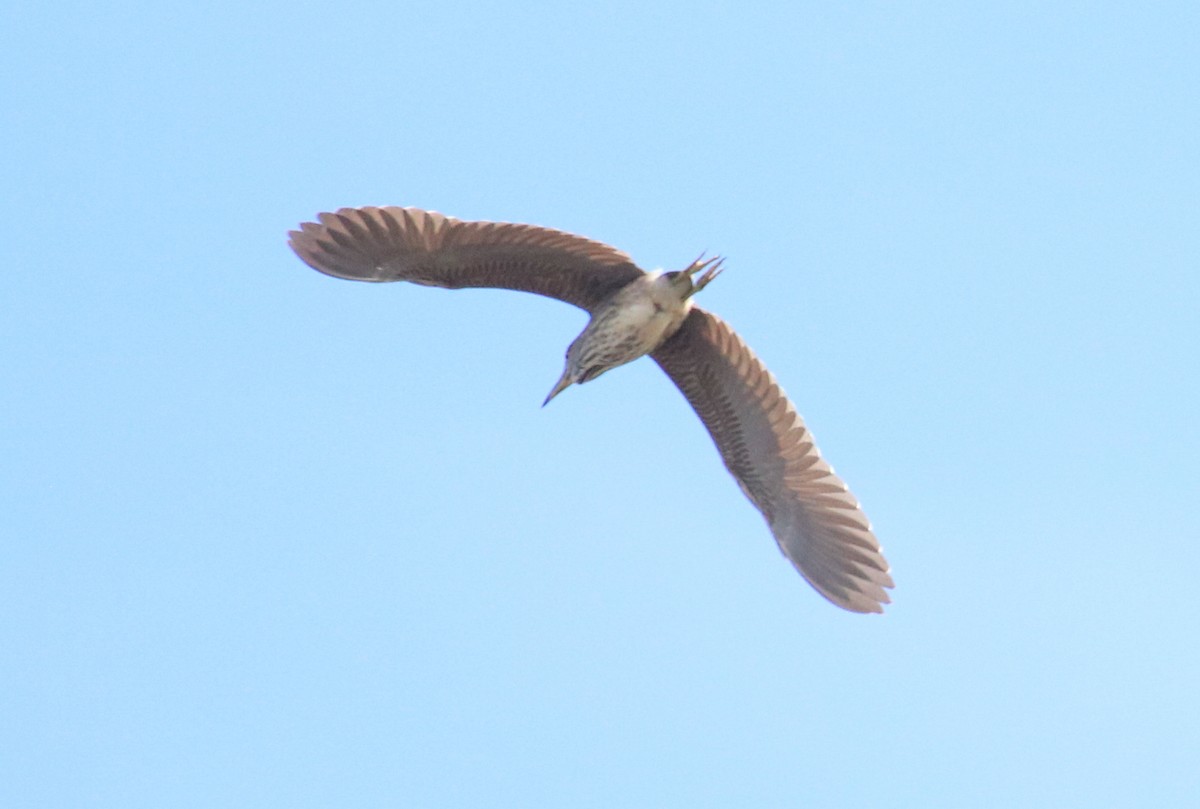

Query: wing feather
<box><xmin>652</xmin><ymin>309</ymin><xmax>893</xmax><ymax>613</ymax></box>
<box><xmin>289</xmin><ymin>206</ymin><xmax>644</xmax><ymax>312</ymax></box>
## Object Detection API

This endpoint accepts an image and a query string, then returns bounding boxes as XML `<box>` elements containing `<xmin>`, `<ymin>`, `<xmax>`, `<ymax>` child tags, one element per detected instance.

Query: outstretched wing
<box><xmin>289</xmin><ymin>206</ymin><xmax>645</xmax><ymax>312</ymax></box>
<box><xmin>652</xmin><ymin>309</ymin><xmax>893</xmax><ymax>613</ymax></box>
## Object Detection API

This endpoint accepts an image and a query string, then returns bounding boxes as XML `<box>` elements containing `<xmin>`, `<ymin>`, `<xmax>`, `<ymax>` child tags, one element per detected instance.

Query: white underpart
<box><xmin>605</xmin><ymin>271</ymin><xmax>694</xmax><ymax>354</ymax></box>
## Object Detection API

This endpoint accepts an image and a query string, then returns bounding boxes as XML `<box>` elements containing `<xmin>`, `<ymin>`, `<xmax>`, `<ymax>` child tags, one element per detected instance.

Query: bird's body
<box><xmin>544</xmin><ymin>265</ymin><xmax>719</xmax><ymax>404</ymax></box>
<box><xmin>290</xmin><ymin>206</ymin><xmax>893</xmax><ymax>613</ymax></box>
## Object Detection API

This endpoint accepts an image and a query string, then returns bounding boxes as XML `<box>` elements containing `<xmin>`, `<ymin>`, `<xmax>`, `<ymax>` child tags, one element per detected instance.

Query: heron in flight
<box><xmin>289</xmin><ymin>206</ymin><xmax>893</xmax><ymax>613</ymax></box>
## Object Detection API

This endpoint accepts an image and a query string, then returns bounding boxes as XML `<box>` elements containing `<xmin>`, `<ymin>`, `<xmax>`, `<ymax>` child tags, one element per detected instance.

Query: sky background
<box><xmin>3</xmin><ymin>2</ymin><xmax>1198</xmax><ymax>806</ymax></box>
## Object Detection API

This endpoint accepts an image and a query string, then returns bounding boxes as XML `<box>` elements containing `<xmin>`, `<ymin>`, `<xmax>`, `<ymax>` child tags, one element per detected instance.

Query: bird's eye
<box><xmin>664</xmin><ymin>271</ymin><xmax>680</xmax><ymax>281</ymax></box>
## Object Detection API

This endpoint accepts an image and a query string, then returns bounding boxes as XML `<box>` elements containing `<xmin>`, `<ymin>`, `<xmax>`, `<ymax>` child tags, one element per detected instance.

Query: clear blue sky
<box><xmin>3</xmin><ymin>2</ymin><xmax>1197</xmax><ymax>806</ymax></box>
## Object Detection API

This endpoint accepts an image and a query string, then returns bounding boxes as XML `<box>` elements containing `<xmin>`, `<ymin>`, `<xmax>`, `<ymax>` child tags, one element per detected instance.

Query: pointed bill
<box><xmin>542</xmin><ymin>370</ymin><xmax>574</xmax><ymax>407</ymax></box>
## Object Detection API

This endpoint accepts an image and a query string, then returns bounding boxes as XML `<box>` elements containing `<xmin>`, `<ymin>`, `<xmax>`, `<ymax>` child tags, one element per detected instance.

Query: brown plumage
<box><xmin>289</xmin><ymin>205</ymin><xmax>893</xmax><ymax>613</ymax></box>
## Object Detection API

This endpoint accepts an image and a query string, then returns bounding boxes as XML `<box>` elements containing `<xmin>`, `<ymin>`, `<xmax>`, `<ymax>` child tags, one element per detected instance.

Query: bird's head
<box><xmin>543</xmin><ymin>337</ymin><xmax>604</xmax><ymax>407</ymax></box>
<box><xmin>664</xmin><ymin>254</ymin><xmax>725</xmax><ymax>299</ymax></box>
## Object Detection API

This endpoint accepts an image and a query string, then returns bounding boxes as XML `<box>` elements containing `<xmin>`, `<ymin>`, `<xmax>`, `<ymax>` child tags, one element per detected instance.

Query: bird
<box><xmin>288</xmin><ymin>205</ymin><xmax>893</xmax><ymax>613</ymax></box>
